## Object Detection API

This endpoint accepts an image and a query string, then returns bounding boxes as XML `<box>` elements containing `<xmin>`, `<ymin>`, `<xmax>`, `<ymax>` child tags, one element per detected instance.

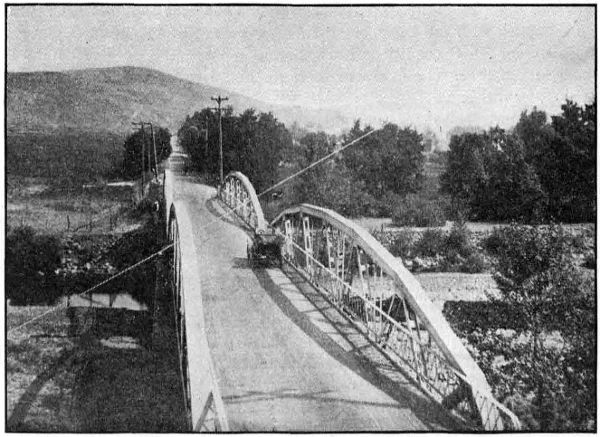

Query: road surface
<box><xmin>167</xmin><ymin>146</ymin><xmax>461</xmax><ymax>431</ymax></box>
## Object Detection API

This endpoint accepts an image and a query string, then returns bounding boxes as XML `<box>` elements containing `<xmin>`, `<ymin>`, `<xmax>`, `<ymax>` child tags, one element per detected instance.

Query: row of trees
<box><xmin>179</xmin><ymin>97</ymin><xmax>594</xmax><ymax>224</ymax></box>
<box><xmin>441</xmin><ymin>99</ymin><xmax>595</xmax><ymax>222</ymax></box>
<box><xmin>286</xmin><ymin>121</ymin><xmax>427</xmax><ymax>216</ymax></box>
<box><xmin>123</xmin><ymin>126</ymin><xmax>172</xmax><ymax>179</ymax></box>
<box><xmin>178</xmin><ymin>108</ymin><xmax>290</xmax><ymax>193</ymax></box>
<box><xmin>179</xmin><ymin>109</ymin><xmax>429</xmax><ymax>217</ymax></box>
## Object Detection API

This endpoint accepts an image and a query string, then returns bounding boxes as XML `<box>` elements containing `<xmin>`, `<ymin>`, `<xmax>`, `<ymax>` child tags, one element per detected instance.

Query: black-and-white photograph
<box><xmin>5</xmin><ymin>4</ymin><xmax>596</xmax><ymax>432</ymax></box>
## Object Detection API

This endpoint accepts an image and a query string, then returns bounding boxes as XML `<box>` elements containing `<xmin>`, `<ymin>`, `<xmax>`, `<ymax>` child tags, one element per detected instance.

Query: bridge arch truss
<box><xmin>218</xmin><ymin>171</ymin><xmax>268</xmax><ymax>232</ymax></box>
<box><xmin>269</xmin><ymin>203</ymin><xmax>521</xmax><ymax>431</ymax></box>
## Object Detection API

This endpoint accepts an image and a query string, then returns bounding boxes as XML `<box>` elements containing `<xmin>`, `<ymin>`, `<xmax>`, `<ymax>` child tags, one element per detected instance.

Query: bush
<box><xmin>483</xmin><ymin>227</ymin><xmax>505</xmax><ymax>255</ymax></box>
<box><xmin>377</xmin><ymin>191</ymin><xmax>402</xmax><ymax>217</ymax></box>
<box><xmin>461</xmin><ymin>252</ymin><xmax>487</xmax><ymax>273</ymax></box>
<box><xmin>487</xmin><ymin>222</ymin><xmax>596</xmax><ymax>430</ymax></box>
<box><xmin>6</xmin><ymin>226</ymin><xmax>62</xmax><ymax>305</ymax></box>
<box><xmin>391</xmin><ymin>194</ymin><xmax>447</xmax><ymax>227</ymax></box>
<box><xmin>389</xmin><ymin>231</ymin><xmax>414</xmax><ymax>258</ymax></box>
<box><xmin>583</xmin><ymin>252</ymin><xmax>595</xmax><ymax>269</ymax></box>
<box><xmin>445</xmin><ymin>221</ymin><xmax>474</xmax><ymax>257</ymax></box>
<box><xmin>414</xmin><ymin>229</ymin><xmax>446</xmax><ymax>257</ymax></box>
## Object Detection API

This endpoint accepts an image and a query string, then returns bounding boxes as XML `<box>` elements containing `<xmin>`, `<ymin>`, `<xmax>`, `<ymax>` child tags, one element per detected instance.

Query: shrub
<box><xmin>6</xmin><ymin>226</ymin><xmax>62</xmax><ymax>305</ymax></box>
<box><xmin>391</xmin><ymin>194</ymin><xmax>447</xmax><ymax>227</ymax></box>
<box><xmin>489</xmin><ymin>222</ymin><xmax>596</xmax><ymax>430</ymax></box>
<box><xmin>377</xmin><ymin>191</ymin><xmax>402</xmax><ymax>217</ymax></box>
<box><xmin>445</xmin><ymin>221</ymin><xmax>474</xmax><ymax>257</ymax></box>
<box><xmin>389</xmin><ymin>231</ymin><xmax>414</xmax><ymax>258</ymax></box>
<box><xmin>583</xmin><ymin>252</ymin><xmax>595</xmax><ymax>269</ymax></box>
<box><xmin>461</xmin><ymin>252</ymin><xmax>487</xmax><ymax>273</ymax></box>
<box><xmin>483</xmin><ymin>227</ymin><xmax>505</xmax><ymax>255</ymax></box>
<box><xmin>414</xmin><ymin>229</ymin><xmax>446</xmax><ymax>257</ymax></box>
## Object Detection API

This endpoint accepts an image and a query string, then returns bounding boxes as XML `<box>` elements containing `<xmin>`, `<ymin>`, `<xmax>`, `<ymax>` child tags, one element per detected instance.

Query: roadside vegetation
<box><xmin>441</xmin><ymin>99</ymin><xmax>595</xmax><ymax>223</ymax></box>
<box><xmin>179</xmin><ymin>97</ymin><xmax>595</xmax><ymax>431</ymax></box>
<box><xmin>7</xmin><ymin>130</ymin><xmax>125</xmax><ymax>188</ymax></box>
<box><xmin>6</xmin><ymin>199</ymin><xmax>182</xmax><ymax>431</ymax></box>
<box><xmin>9</xmin><ymin>91</ymin><xmax>593</xmax><ymax>431</ymax></box>
<box><xmin>6</xmin><ymin>121</ymin><xmax>175</xmax><ymax>431</ymax></box>
<box><xmin>445</xmin><ymin>223</ymin><xmax>595</xmax><ymax>431</ymax></box>
<box><xmin>122</xmin><ymin>126</ymin><xmax>172</xmax><ymax>179</ymax></box>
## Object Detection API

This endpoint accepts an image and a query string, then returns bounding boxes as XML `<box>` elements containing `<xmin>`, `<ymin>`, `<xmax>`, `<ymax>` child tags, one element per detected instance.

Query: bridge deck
<box><xmin>168</xmin><ymin>152</ymin><xmax>461</xmax><ymax>431</ymax></box>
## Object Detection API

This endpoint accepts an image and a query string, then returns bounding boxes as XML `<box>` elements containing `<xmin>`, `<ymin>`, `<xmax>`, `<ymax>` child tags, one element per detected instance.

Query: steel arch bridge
<box><xmin>163</xmin><ymin>165</ymin><xmax>521</xmax><ymax>432</ymax></box>
<box><xmin>166</xmin><ymin>201</ymin><xmax>229</xmax><ymax>431</ymax></box>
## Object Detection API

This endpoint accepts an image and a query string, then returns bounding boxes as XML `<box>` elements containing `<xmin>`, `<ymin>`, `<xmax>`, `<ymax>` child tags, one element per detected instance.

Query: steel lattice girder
<box><xmin>270</xmin><ymin>203</ymin><xmax>520</xmax><ymax>431</ymax></box>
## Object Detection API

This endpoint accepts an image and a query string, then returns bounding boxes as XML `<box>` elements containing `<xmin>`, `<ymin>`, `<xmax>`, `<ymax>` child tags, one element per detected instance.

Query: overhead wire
<box><xmin>179</xmin><ymin>128</ymin><xmax>379</xmax><ymax>243</ymax></box>
<box><xmin>10</xmin><ymin>127</ymin><xmax>377</xmax><ymax>336</ymax></box>
<box><xmin>7</xmin><ymin>243</ymin><xmax>173</xmax><ymax>337</ymax></box>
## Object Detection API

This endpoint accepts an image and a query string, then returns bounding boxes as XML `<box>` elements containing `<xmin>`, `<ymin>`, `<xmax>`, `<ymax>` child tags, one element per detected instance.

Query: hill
<box><xmin>7</xmin><ymin>66</ymin><xmax>350</xmax><ymax>135</ymax></box>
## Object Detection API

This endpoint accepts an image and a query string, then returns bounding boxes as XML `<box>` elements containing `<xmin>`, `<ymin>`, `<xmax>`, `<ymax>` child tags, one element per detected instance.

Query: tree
<box><xmin>179</xmin><ymin>107</ymin><xmax>291</xmax><ymax>192</ymax></box>
<box><xmin>440</xmin><ymin>128</ymin><xmax>545</xmax><ymax>221</ymax></box>
<box><xmin>290</xmin><ymin>131</ymin><xmax>337</xmax><ymax>205</ymax></box>
<box><xmin>546</xmin><ymin>99</ymin><xmax>596</xmax><ymax>221</ymax></box>
<box><xmin>486</xmin><ymin>132</ymin><xmax>546</xmax><ymax>222</ymax></box>
<box><xmin>246</xmin><ymin>111</ymin><xmax>290</xmax><ymax>192</ymax></box>
<box><xmin>490</xmin><ymin>223</ymin><xmax>596</xmax><ymax>430</ymax></box>
<box><xmin>6</xmin><ymin>226</ymin><xmax>62</xmax><ymax>305</ymax></box>
<box><xmin>440</xmin><ymin>131</ymin><xmax>494</xmax><ymax>218</ymax></box>
<box><xmin>514</xmin><ymin>99</ymin><xmax>596</xmax><ymax>222</ymax></box>
<box><xmin>422</xmin><ymin>127</ymin><xmax>440</xmax><ymax>153</ymax></box>
<box><xmin>343</xmin><ymin>121</ymin><xmax>426</xmax><ymax>198</ymax></box>
<box><xmin>123</xmin><ymin>126</ymin><xmax>171</xmax><ymax>179</ymax></box>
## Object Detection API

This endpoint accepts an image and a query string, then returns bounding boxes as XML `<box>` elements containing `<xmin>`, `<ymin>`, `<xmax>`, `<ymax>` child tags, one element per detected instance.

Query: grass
<box><xmin>7</xmin><ymin>182</ymin><xmax>139</xmax><ymax>235</ymax></box>
<box><xmin>6</xmin><ymin>274</ymin><xmax>187</xmax><ymax>432</ymax></box>
<box><xmin>6</xmin><ymin>177</ymin><xmax>187</xmax><ymax>431</ymax></box>
<box><xmin>7</xmin><ymin>304</ymin><xmax>82</xmax><ymax>431</ymax></box>
<box><xmin>7</xmin><ymin>130</ymin><xmax>125</xmax><ymax>186</ymax></box>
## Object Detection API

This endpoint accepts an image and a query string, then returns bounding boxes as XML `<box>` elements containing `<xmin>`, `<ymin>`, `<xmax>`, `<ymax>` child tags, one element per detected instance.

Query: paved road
<box><xmin>167</xmin><ymin>146</ymin><xmax>460</xmax><ymax>431</ymax></box>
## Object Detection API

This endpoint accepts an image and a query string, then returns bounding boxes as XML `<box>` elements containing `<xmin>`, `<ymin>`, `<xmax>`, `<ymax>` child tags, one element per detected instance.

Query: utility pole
<box><xmin>211</xmin><ymin>95</ymin><xmax>228</xmax><ymax>186</ymax></box>
<box><xmin>149</xmin><ymin>122</ymin><xmax>158</xmax><ymax>181</ymax></box>
<box><xmin>133</xmin><ymin>121</ymin><xmax>159</xmax><ymax>182</ymax></box>
<box><xmin>131</xmin><ymin>121</ymin><xmax>146</xmax><ymax>188</ymax></box>
<box><xmin>202</xmin><ymin>117</ymin><xmax>209</xmax><ymax>161</ymax></box>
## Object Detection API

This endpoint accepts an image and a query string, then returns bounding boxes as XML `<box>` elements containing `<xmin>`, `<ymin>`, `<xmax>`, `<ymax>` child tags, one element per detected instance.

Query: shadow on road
<box><xmin>251</xmin><ymin>265</ymin><xmax>466</xmax><ymax>431</ymax></box>
<box><xmin>204</xmin><ymin>197</ymin><xmax>254</xmax><ymax>234</ymax></box>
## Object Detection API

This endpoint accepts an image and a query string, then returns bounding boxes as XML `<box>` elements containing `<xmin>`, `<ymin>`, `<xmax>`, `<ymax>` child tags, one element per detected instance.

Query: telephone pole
<box><xmin>132</xmin><ymin>121</ymin><xmax>159</xmax><ymax>182</ymax></box>
<box><xmin>131</xmin><ymin>121</ymin><xmax>146</xmax><ymax>188</ymax></box>
<box><xmin>149</xmin><ymin>122</ymin><xmax>158</xmax><ymax>181</ymax></box>
<box><xmin>211</xmin><ymin>95</ymin><xmax>228</xmax><ymax>186</ymax></box>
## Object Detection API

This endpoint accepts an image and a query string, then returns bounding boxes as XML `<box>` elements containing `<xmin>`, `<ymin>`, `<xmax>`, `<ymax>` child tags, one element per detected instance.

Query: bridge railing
<box><xmin>270</xmin><ymin>204</ymin><xmax>521</xmax><ymax>431</ymax></box>
<box><xmin>218</xmin><ymin>172</ymin><xmax>267</xmax><ymax>232</ymax></box>
<box><xmin>165</xmin><ymin>171</ymin><xmax>229</xmax><ymax>432</ymax></box>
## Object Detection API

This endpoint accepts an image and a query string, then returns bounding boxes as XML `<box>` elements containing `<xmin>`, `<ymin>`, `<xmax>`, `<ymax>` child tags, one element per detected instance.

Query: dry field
<box><xmin>6</xmin><ymin>300</ymin><xmax>187</xmax><ymax>432</ymax></box>
<box><xmin>7</xmin><ymin>181</ymin><xmax>139</xmax><ymax>234</ymax></box>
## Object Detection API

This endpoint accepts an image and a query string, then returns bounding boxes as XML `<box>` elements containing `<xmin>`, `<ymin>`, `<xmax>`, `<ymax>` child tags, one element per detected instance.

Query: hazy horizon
<box><xmin>8</xmin><ymin>5</ymin><xmax>595</xmax><ymax>136</ymax></box>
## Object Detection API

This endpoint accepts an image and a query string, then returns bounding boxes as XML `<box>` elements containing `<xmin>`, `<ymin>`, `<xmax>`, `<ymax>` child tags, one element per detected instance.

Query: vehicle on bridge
<box><xmin>247</xmin><ymin>227</ymin><xmax>284</xmax><ymax>267</ymax></box>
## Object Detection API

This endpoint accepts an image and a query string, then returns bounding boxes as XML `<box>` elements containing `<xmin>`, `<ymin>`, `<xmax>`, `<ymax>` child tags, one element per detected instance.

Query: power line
<box><xmin>7</xmin><ymin>243</ymin><xmax>174</xmax><ymax>337</ymax></box>
<box><xmin>257</xmin><ymin>129</ymin><xmax>377</xmax><ymax>198</ymax></box>
<box><xmin>172</xmin><ymin>127</ymin><xmax>380</xmax><ymax>246</ymax></box>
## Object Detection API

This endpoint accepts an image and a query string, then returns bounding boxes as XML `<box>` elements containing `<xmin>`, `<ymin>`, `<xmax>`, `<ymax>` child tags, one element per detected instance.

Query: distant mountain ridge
<box><xmin>7</xmin><ymin>66</ymin><xmax>351</xmax><ymax>135</ymax></box>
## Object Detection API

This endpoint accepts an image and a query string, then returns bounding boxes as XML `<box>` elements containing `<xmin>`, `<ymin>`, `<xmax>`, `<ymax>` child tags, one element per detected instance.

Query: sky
<box><xmin>7</xmin><ymin>5</ymin><xmax>596</xmax><ymax>135</ymax></box>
